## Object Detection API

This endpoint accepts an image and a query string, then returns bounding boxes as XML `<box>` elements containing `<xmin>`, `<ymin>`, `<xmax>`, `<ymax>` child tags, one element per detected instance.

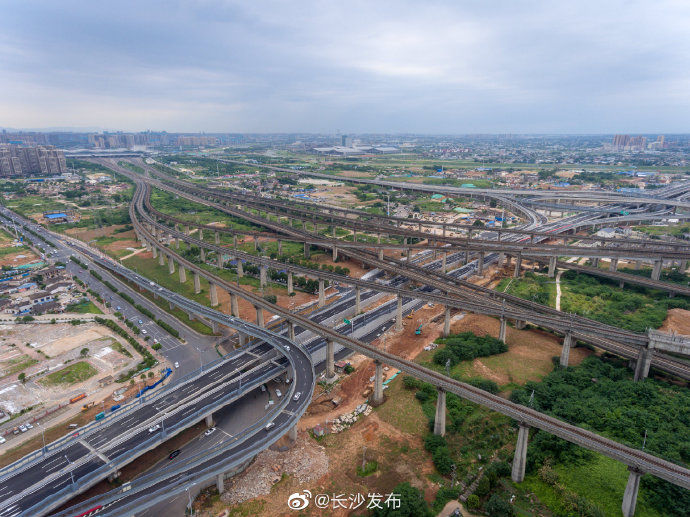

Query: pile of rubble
<box><xmin>329</xmin><ymin>403</ymin><xmax>372</xmax><ymax>434</ymax></box>
<box><xmin>220</xmin><ymin>434</ymin><xmax>329</xmax><ymax>506</ymax></box>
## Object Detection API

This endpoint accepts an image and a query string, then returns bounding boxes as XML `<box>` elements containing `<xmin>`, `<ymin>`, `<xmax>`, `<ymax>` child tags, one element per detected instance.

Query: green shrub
<box><xmin>485</xmin><ymin>494</ymin><xmax>515</xmax><ymax>517</ymax></box>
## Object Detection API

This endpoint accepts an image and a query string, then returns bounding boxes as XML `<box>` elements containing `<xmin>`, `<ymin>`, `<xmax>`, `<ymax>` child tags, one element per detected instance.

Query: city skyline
<box><xmin>1</xmin><ymin>1</ymin><xmax>689</xmax><ymax>133</ymax></box>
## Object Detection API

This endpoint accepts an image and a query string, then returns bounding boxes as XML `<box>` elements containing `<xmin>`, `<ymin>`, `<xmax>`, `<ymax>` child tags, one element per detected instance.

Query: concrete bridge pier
<box><xmin>633</xmin><ymin>340</ymin><xmax>655</xmax><ymax>381</ymax></box>
<box><xmin>591</xmin><ymin>257</ymin><xmax>599</xmax><ymax>268</ymax></box>
<box><xmin>433</xmin><ymin>389</ymin><xmax>446</xmax><ymax>436</ymax></box>
<box><xmin>217</xmin><ymin>253</ymin><xmax>223</xmax><ymax>268</ymax></box>
<box><xmin>277</xmin><ymin>240</ymin><xmax>282</xmax><ymax>256</ymax></box>
<box><xmin>194</xmin><ymin>272</ymin><xmax>201</xmax><ymax>294</ymax></box>
<box><xmin>478</xmin><ymin>252</ymin><xmax>484</xmax><ymax>276</ymax></box>
<box><xmin>560</xmin><ymin>332</ymin><xmax>572</xmax><ymax>367</ymax></box>
<box><xmin>355</xmin><ymin>287</ymin><xmax>361</xmax><ymax>313</ymax></box>
<box><xmin>237</xmin><ymin>260</ymin><xmax>243</xmax><ymax>278</ymax></box>
<box><xmin>200</xmin><ymin>247</ymin><xmax>206</xmax><ymax>262</ymax></box>
<box><xmin>652</xmin><ymin>259</ymin><xmax>662</xmax><ymax>281</ymax></box>
<box><xmin>211</xmin><ymin>320</ymin><xmax>220</xmax><ymax>334</ymax></box>
<box><xmin>152</xmin><ymin>246</ymin><xmax>157</xmax><ymax>259</ymax></box>
<box><xmin>378</xmin><ymin>248</ymin><xmax>384</xmax><ymax>261</ymax></box>
<box><xmin>238</xmin><ymin>332</ymin><xmax>246</xmax><ymax>347</ymax></box>
<box><xmin>304</xmin><ymin>242</ymin><xmax>310</xmax><ymax>258</ymax></box>
<box><xmin>514</xmin><ymin>320</ymin><xmax>526</xmax><ymax>330</ymax></box>
<box><xmin>198</xmin><ymin>228</ymin><xmax>203</xmax><ymax>241</ymax></box>
<box><xmin>318</xmin><ymin>279</ymin><xmax>325</xmax><ymax>308</ymax></box>
<box><xmin>253</xmin><ymin>236</ymin><xmax>258</xmax><ymax>251</ymax></box>
<box><xmin>287</xmin><ymin>321</ymin><xmax>295</xmax><ymax>341</ymax></box>
<box><xmin>205</xmin><ymin>414</ymin><xmax>215</xmax><ymax>428</ymax></box>
<box><xmin>511</xmin><ymin>423</ymin><xmax>530</xmax><ymax>483</ymax></box>
<box><xmin>288</xmin><ymin>425</ymin><xmax>298</xmax><ymax>441</ymax></box>
<box><xmin>230</xmin><ymin>293</ymin><xmax>239</xmax><ymax>318</ymax></box>
<box><xmin>168</xmin><ymin>255</ymin><xmax>175</xmax><ymax>274</ymax></box>
<box><xmin>216</xmin><ymin>473</ymin><xmax>225</xmax><ymax>494</ymax></box>
<box><xmin>175</xmin><ymin>237</ymin><xmax>180</xmax><ymax>250</ymax></box>
<box><xmin>372</xmin><ymin>360</ymin><xmax>384</xmax><ymax>406</ymax></box>
<box><xmin>443</xmin><ymin>307</ymin><xmax>451</xmax><ymax>337</ymax></box>
<box><xmin>158</xmin><ymin>249</ymin><xmax>165</xmax><ymax>266</ymax></box>
<box><xmin>255</xmin><ymin>305</ymin><xmax>265</xmax><ymax>328</ymax></box>
<box><xmin>325</xmin><ymin>340</ymin><xmax>337</xmax><ymax>382</ymax></box>
<box><xmin>441</xmin><ymin>253</ymin><xmax>447</xmax><ymax>273</ymax></box>
<box><xmin>332</xmin><ymin>226</ymin><xmax>337</xmax><ymax>238</ymax></box>
<box><xmin>498</xmin><ymin>252</ymin><xmax>505</xmax><ymax>268</ymax></box>
<box><xmin>396</xmin><ymin>295</ymin><xmax>403</xmax><ymax>331</ymax></box>
<box><xmin>332</xmin><ymin>246</ymin><xmax>338</xmax><ymax>261</ymax></box>
<box><xmin>621</xmin><ymin>467</ymin><xmax>643</xmax><ymax>517</ymax></box>
<box><xmin>209</xmin><ymin>283</ymin><xmax>219</xmax><ymax>307</ymax></box>
<box><xmin>635</xmin><ymin>260</ymin><xmax>642</xmax><ymax>270</ymax></box>
<box><xmin>513</xmin><ymin>253</ymin><xmax>522</xmax><ymax>278</ymax></box>
<box><xmin>548</xmin><ymin>256</ymin><xmax>557</xmax><ymax>278</ymax></box>
<box><xmin>609</xmin><ymin>258</ymin><xmax>619</xmax><ymax>272</ymax></box>
<box><xmin>287</xmin><ymin>271</ymin><xmax>293</xmax><ymax>295</ymax></box>
<box><xmin>499</xmin><ymin>316</ymin><xmax>507</xmax><ymax>343</ymax></box>
<box><xmin>260</xmin><ymin>266</ymin><xmax>267</xmax><ymax>288</ymax></box>
<box><xmin>233</xmin><ymin>234</ymin><xmax>238</xmax><ymax>248</ymax></box>
<box><xmin>681</xmin><ymin>259</ymin><xmax>687</xmax><ymax>272</ymax></box>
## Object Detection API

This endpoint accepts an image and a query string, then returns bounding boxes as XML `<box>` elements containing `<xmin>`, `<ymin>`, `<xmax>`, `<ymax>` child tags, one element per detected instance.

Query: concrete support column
<box><xmin>441</xmin><ymin>253</ymin><xmax>447</xmax><ymax>274</ymax></box>
<box><xmin>214</xmin><ymin>231</ymin><xmax>219</xmax><ymax>245</ymax></box>
<box><xmin>332</xmin><ymin>226</ymin><xmax>337</xmax><ymax>238</ymax></box>
<box><xmin>211</xmin><ymin>320</ymin><xmax>220</xmax><ymax>334</ymax></box>
<box><xmin>511</xmin><ymin>423</ymin><xmax>529</xmax><ymax>483</ymax></box>
<box><xmin>288</xmin><ymin>425</ymin><xmax>298</xmax><ymax>441</ymax></box>
<box><xmin>621</xmin><ymin>468</ymin><xmax>643</xmax><ymax>517</ymax></box>
<box><xmin>304</xmin><ymin>241</ymin><xmax>310</xmax><ymax>258</ymax></box>
<box><xmin>478</xmin><ymin>252</ymin><xmax>484</xmax><ymax>276</ymax></box>
<box><xmin>633</xmin><ymin>342</ymin><xmax>655</xmax><ymax>382</ymax></box>
<box><xmin>175</xmin><ymin>237</ymin><xmax>180</xmax><ymax>250</ymax></box>
<box><xmin>205</xmin><ymin>414</ymin><xmax>215</xmax><ymax>427</ymax></box>
<box><xmin>152</xmin><ymin>246</ymin><xmax>157</xmax><ymax>259</ymax></box>
<box><xmin>158</xmin><ymin>250</ymin><xmax>165</xmax><ymax>266</ymax></box>
<box><xmin>514</xmin><ymin>253</ymin><xmax>522</xmax><ymax>278</ymax></box>
<box><xmin>200</xmin><ymin>247</ymin><xmax>206</xmax><ymax>262</ymax></box>
<box><xmin>353</xmin><ymin>230</ymin><xmax>357</xmax><ymax>242</ymax></box>
<box><xmin>443</xmin><ymin>307</ymin><xmax>451</xmax><ymax>337</ymax></box>
<box><xmin>216</xmin><ymin>473</ymin><xmax>225</xmax><ymax>494</ymax></box>
<box><xmin>198</xmin><ymin>228</ymin><xmax>203</xmax><ymax>241</ymax></box>
<box><xmin>591</xmin><ymin>257</ymin><xmax>599</xmax><ymax>267</ymax></box>
<box><xmin>499</xmin><ymin>316</ymin><xmax>507</xmax><ymax>343</ymax></box>
<box><xmin>230</xmin><ymin>293</ymin><xmax>239</xmax><ymax>318</ymax></box>
<box><xmin>498</xmin><ymin>252</ymin><xmax>505</xmax><ymax>268</ymax></box>
<box><xmin>260</xmin><ymin>266</ymin><xmax>267</xmax><ymax>288</ymax></box>
<box><xmin>406</xmin><ymin>248</ymin><xmax>411</xmax><ymax>261</ymax></box>
<box><xmin>288</xmin><ymin>321</ymin><xmax>295</xmax><ymax>341</ymax></box>
<box><xmin>609</xmin><ymin>257</ymin><xmax>619</xmax><ymax>272</ymax></box>
<box><xmin>253</xmin><ymin>236</ymin><xmax>258</xmax><ymax>251</ymax></box>
<box><xmin>396</xmin><ymin>295</ymin><xmax>403</xmax><ymax>331</ymax></box>
<box><xmin>277</xmin><ymin>240</ymin><xmax>282</xmax><ymax>256</ymax></box>
<box><xmin>178</xmin><ymin>264</ymin><xmax>186</xmax><ymax>283</ymax></box>
<box><xmin>433</xmin><ymin>389</ymin><xmax>446</xmax><ymax>436</ymax></box>
<box><xmin>255</xmin><ymin>305</ymin><xmax>264</xmax><ymax>327</ymax></box>
<box><xmin>217</xmin><ymin>253</ymin><xmax>223</xmax><ymax>268</ymax></box>
<box><xmin>355</xmin><ymin>286</ymin><xmax>361</xmax><ymax>313</ymax></box>
<box><xmin>332</xmin><ymin>246</ymin><xmax>338</xmax><ymax>261</ymax></box>
<box><xmin>680</xmin><ymin>259</ymin><xmax>687</xmax><ymax>272</ymax></box>
<box><xmin>372</xmin><ymin>360</ymin><xmax>384</xmax><ymax>406</ymax></box>
<box><xmin>237</xmin><ymin>260</ymin><xmax>243</xmax><ymax>278</ymax></box>
<box><xmin>635</xmin><ymin>260</ymin><xmax>642</xmax><ymax>270</ymax></box>
<box><xmin>652</xmin><ymin>259</ymin><xmax>662</xmax><ymax>281</ymax></box>
<box><xmin>233</xmin><ymin>235</ymin><xmax>237</xmax><ymax>248</ymax></box>
<box><xmin>560</xmin><ymin>332</ymin><xmax>572</xmax><ymax>367</ymax></box>
<box><xmin>378</xmin><ymin>248</ymin><xmax>384</xmax><ymax>261</ymax></box>
<box><xmin>238</xmin><ymin>332</ymin><xmax>246</xmax><ymax>347</ymax></box>
<box><xmin>168</xmin><ymin>256</ymin><xmax>175</xmax><ymax>274</ymax></box>
<box><xmin>209</xmin><ymin>283</ymin><xmax>219</xmax><ymax>307</ymax></box>
<box><xmin>514</xmin><ymin>320</ymin><xmax>526</xmax><ymax>330</ymax></box>
<box><xmin>287</xmin><ymin>271</ymin><xmax>293</xmax><ymax>295</ymax></box>
<box><xmin>318</xmin><ymin>279</ymin><xmax>325</xmax><ymax>308</ymax></box>
<box><xmin>325</xmin><ymin>340</ymin><xmax>336</xmax><ymax>381</ymax></box>
<box><xmin>548</xmin><ymin>256</ymin><xmax>557</xmax><ymax>278</ymax></box>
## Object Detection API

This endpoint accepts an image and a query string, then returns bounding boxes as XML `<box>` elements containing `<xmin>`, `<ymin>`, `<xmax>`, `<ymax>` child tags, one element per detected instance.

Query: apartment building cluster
<box><xmin>0</xmin><ymin>265</ymin><xmax>75</xmax><ymax>316</ymax></box>
<box><xmin>0</xmin><ymin>144</ymin><xmax>67</xmax><ymax>177</ymax></box>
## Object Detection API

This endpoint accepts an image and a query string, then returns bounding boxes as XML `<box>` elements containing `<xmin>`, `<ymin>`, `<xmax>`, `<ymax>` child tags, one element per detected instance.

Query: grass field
<box><xmin>65</xmin><ymin>300</ymin><xmax>103</xmax><ymax>314</ymax></box>
<box><xmin>523</xmin><ymin>454</ymin><xmax>663</xmax><ymax>517</ymax></box>
<box><xmin>39</xmin><ymin>361</ymin><xmax>97</xmax><ymax>386</ymax></box>
<box><xmin>375</xmin><ymin>375</ymin><xmax>428</xmax><ymax>435</ymax></box>
<box><xmin>1</xmin><ymin>355</ymin><xmax>39</xmax><ymax>377</ymax></box>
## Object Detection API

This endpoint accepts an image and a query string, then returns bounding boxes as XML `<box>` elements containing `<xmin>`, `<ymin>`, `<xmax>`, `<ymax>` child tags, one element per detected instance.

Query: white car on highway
<box><xmin>275</xmin><ymin>389</ymin><xmax>282</xmax><ymax>398</ymax></box>
<box><xmin>293</xmin><ymin>392</ymin><xmax>301</xmax><ymax>402</ymax></box>
<box><xmin>204</xmin><ymin>427</ymin><xmax>217</xmax><ymax>436</ymax></box>
<box><xmin>148</xmin><ymin>424</ymin><xmax>160</xmax><ymax>433</ymax></box>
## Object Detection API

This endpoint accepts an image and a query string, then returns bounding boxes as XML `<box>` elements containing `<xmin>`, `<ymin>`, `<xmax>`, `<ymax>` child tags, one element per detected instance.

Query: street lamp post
<box><xmin>38</xmin><ymin>422</ymin><xmax>46</xmax><ymax>454</ymax></box>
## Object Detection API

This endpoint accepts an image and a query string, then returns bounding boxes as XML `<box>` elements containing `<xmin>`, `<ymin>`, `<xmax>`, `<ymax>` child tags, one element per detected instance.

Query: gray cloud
<box><xmin>1</xmin><ymin>0</ymin><xmax>688</xmax><ymax>132</ymax></box>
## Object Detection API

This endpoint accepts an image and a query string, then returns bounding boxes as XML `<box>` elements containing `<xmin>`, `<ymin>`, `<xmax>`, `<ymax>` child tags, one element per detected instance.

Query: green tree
<box><xmin>485</xmin><ymin>494</ymin><xmax>515</xmax><ymax>517</ymax></box>
<box><xmin>18</xmin><ymin>373</ymin><xmax>26</xmax><ymax>383</ymax></box>
<box><xmin>80</xmin><ymin>348</ymin><xmax>89</xmax><ymax>357</ymax></box>
<box><xmin>371</xmin><ymin>482</ymin><xmax>432</xmax><ymax>517</ymax></box>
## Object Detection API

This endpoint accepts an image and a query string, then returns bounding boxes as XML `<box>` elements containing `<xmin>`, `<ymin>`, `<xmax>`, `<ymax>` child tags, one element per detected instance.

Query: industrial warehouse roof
<box><xmin>45</xmin><ymin>213</ymin><xmax>68</xmax><ymax>219</ymax></box>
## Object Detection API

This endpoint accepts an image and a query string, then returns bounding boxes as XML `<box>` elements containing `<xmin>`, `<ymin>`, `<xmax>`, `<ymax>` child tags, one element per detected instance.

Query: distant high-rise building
<box><xmin>612</xmin><ymin>134</ymin><xmax>646</xmax><ymax>151</ymax></box>
<box><xmin>0</xmin><ymin>144</ymin><xmax>67</xmax><ymax>177</ymax></box>
<box><xmin>341</xmin><ymin>134</ymin><xmax>353</xmax><ymax>147</ymax></box>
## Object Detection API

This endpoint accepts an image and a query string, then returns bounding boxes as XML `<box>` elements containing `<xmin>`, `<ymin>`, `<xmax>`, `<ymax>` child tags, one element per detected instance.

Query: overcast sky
<box><xmin>1</xmin><ymin>1</ymin><xmax>689</xmax><ymax>134</ymax></box>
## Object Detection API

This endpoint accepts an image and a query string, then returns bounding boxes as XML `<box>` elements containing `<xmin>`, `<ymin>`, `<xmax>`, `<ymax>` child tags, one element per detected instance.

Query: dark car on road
<box><xmin>168</xmin><ymin>449</ymin><xmax>181</xmax><ymax>460</ymax></box>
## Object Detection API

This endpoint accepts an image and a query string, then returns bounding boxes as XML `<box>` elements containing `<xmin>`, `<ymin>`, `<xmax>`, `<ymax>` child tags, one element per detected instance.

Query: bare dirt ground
<box><xmin>660</xmin><ymin>308</ymin><xmax>690</xmax><ymax>336</ymax></box>
<box><xmin>0</xmin><ymin>249</ymin><xmax>39</xmax><ymax>268</ymax></box>
<box><xmin>64</xmin><ymin>224</ymin><xmax>128</xmax><ymax>240</ymax></box>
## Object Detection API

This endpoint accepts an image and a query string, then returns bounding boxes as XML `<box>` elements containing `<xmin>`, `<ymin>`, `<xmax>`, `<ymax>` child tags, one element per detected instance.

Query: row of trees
<box><xmin>433</xmin><ymin>332</ymin><xmax>508</xmax><ymax>367</ymax></box>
